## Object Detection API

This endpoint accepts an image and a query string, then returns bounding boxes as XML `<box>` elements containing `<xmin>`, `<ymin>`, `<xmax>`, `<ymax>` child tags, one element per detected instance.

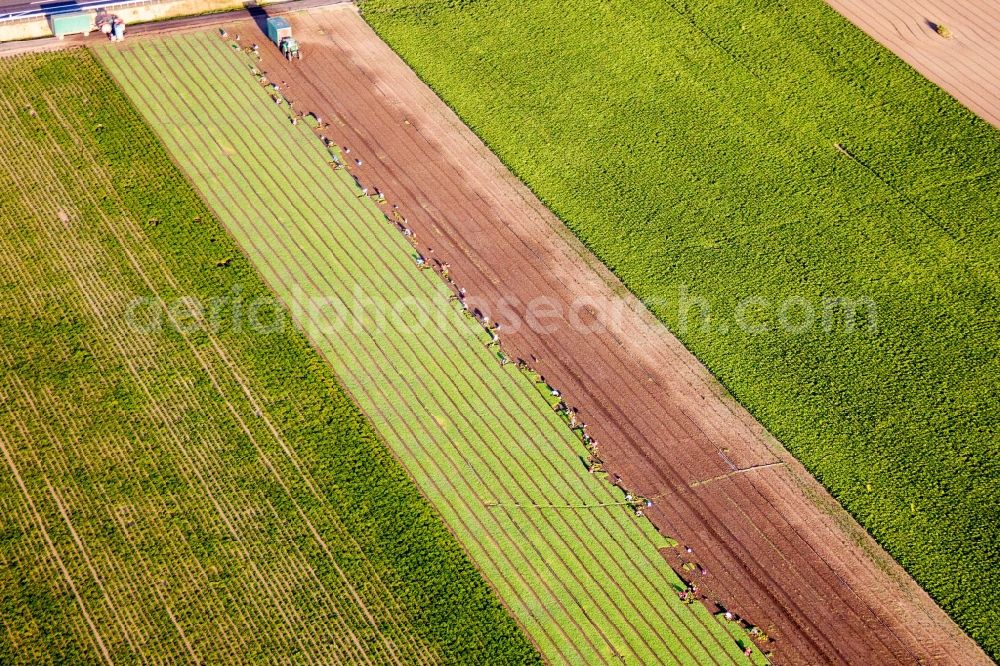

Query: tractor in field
<box><xmin>266</xmin><ymin>17</ymin><xmax>302</xmax><ymax>61</ymax></box>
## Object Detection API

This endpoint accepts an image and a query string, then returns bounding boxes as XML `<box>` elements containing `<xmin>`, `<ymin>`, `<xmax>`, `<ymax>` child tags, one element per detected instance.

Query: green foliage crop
<box><xmin>94</xmin><ymin>31</ymin><xmax>770</xmax><ymax>664</ymax></box>
<box><xmin>0</xmin><ymin>48</ymin><xmax>538</xmax><ymax>664</ymax></box>
<box><xmin>360</xmin><ymin>0</ymin><xmax>1000</xmax><ymax>657</ymax></box>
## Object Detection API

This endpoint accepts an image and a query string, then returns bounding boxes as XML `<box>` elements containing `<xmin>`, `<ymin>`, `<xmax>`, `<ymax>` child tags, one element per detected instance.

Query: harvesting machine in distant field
<box><xmin>266</xmin><ymin>17</ymin><xmax>301</xmax><ymax>61</ymax></box>
<box><xmin>50</xmin><ymin>11</ymin><xmax>94</xmax><ymax>39</ymax></box>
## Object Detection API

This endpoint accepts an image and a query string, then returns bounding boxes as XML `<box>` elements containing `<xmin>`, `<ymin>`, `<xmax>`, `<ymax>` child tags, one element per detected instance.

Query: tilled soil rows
<box><xmin>234</xmin><ymin>6</ymin><xmax>988</xmax><ymax>663</ymax></box>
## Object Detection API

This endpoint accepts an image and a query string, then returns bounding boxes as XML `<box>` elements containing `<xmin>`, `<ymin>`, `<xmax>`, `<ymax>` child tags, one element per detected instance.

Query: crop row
<box><xmin>96</xmin><ymin>31</ymin><xmax>765</xmax><ymax>665</ymax></box>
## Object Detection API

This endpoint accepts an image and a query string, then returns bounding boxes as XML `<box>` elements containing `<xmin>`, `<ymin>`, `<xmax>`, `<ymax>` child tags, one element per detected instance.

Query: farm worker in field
<box><xmin>744</xmin><ymin>646</ymin><xmax>753</xmax><ymax>657</ymax></box>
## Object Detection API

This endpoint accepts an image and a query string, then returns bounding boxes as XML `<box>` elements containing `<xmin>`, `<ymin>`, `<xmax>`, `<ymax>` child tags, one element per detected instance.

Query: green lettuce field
<box><xmin>361</xmin><ymin>0</ymin><xmax>1000</xmax><ymax>656</ymax></box>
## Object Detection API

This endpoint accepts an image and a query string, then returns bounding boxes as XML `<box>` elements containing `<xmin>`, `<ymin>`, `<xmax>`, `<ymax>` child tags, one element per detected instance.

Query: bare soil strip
<box><xmin>229</xmin><ymin>6</ymin><xmax>989</xmax><ymax>663</ymax></box>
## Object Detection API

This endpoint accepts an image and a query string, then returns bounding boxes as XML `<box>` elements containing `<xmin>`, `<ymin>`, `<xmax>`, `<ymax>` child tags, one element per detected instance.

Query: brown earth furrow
<box><xmin>213</xmin><ymin>6</ymin><xmax>990</xmax><ymax>664</ymax></box>
<box><xmin>270</xmin><ymin>11</ymin><xmax>840</xmax><ymax>652</ymax></box>
<box><xmin>310</xmin><ymin>13</ymin><xmax>796</xmax><ymax>470</ymax></box>
<box><xmin>847</xmin><ymin>17</ymin><xmax>1000</xmax><ymax>109</ymax></box>
<box><xmin>280</xmin><ymin>54</ymin><xmax>868</xmax><ymax>664</ymax></box>
<box><xmin>0</xmin><ymin>425</ymin><xmax>115</xmax><ymax>665</ymax></box>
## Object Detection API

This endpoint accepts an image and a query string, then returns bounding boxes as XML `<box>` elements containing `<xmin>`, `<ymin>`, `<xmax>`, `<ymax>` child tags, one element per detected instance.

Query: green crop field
<box><xmin>96</xmin><ymin>31</ymin><xmax>768</xmax><ymax>665</ymax></box>
<box><xmin>0</xmin><ymin>47</ymin><xmax>537</xmax><ymax>664</ymax></box>
<box><xmin>360</xmin><ymin>0</ymin><xmax>1000</xmax><ymax>657</ymax></box>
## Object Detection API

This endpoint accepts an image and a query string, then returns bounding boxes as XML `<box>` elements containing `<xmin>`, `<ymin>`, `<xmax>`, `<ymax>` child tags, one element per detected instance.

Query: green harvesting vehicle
<box><xmin>266</xmin><ymin>16</ymin><xmax>301</xmax><ymax>61</ymax></box>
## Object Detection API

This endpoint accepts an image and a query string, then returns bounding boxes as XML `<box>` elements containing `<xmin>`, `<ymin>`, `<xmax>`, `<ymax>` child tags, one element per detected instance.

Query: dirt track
<box><xmin>826</xmin><ymin>0</ymin><xmax>1000</xmax><ymax>130</ymax></box>
<box><xmin>222</xmin><ymin>6</ymin><xmax>989</xmax><ymax>664</ymax></box>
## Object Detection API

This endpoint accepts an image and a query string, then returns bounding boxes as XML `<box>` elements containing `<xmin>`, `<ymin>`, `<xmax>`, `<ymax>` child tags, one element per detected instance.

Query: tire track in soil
<box><xmin>37</xmin><ymin>382</ymin><xmax>241</xmax><ymax>661</ymax></box>
<box><xmin>0</xmin><ymin>235</ymin><xmax>285</xmax><ymax>662</ymax></box>
<box><xmin>225</xmin><ymin>6</ymin><xmax>988</xmax><ymax>664</ymax></box>
<box><xmin>0</xmin><ymin>426</ymin><xmax>114</xmax><ymax>665</ymax></box>
<box><xmin>6</xmin><ymin>372</ymin><xmax>141</xmax><ymax>656</ymax></box>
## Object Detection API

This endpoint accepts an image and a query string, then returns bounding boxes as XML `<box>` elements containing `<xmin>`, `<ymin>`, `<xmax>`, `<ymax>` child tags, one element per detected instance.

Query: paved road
<box><xmin>827</xmin><ymin>0</ymin><xmax>1000</xmax><ymax>129</ymax></box>
<box><xmin>0</xmin><ymin>0</ymin><xmax>115</xmax><ymax>17</ymax></box>
<box><xmin>1</xmin><ymin>0</ymin><xmax>51</xmax><ymax>17</ymax></box>
<box><xmin>0</xmin><ymin>0</ymin><xmax>346</xmax><ymax>53</ymax></box>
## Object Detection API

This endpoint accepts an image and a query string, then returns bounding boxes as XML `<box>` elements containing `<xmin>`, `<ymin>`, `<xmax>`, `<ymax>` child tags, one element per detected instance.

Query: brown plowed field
<box><xmin>228</xmin><ymin>6</ymin><xmax>989</xmax><ymax>663</ymax></box>
<box><xmin>826</xmin><ymin>0</ymin><xmax>1000</xmax><ymax>129</ymax></box>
